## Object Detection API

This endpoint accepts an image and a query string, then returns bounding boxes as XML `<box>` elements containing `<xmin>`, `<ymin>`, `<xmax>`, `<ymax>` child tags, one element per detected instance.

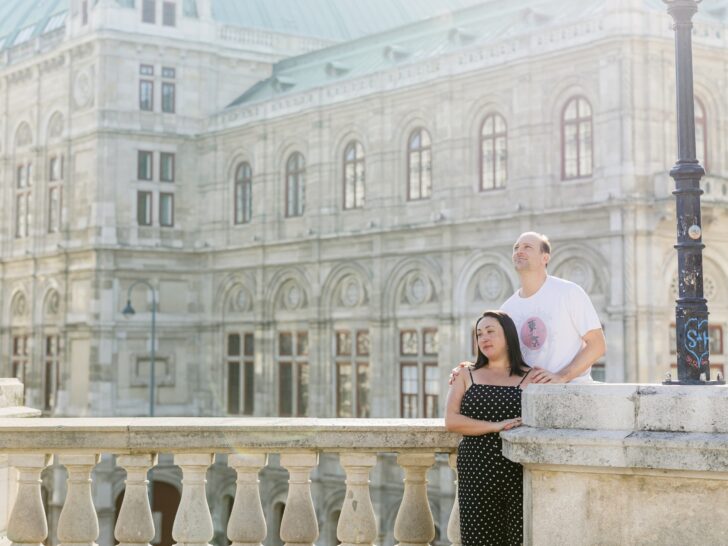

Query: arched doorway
<box><xmin>114</xmin><ymin>481</ymin><xmax>181</xmax><ymax>546</ymax></box>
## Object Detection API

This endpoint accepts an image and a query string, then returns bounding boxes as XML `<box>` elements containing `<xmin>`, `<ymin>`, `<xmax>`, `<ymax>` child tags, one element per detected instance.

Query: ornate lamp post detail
<box><xmin>122</xmin><ymin>280</ymin><xmax>159</xmax><ymax>413</ymax></box>
<box><xmin>662</xmin><ymin>0</ymin><xmax>723</xmax><ymax>385</ymax></box>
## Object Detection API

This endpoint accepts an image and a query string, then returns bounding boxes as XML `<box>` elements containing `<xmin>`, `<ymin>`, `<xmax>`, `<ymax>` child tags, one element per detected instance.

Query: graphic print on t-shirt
<box><xmin>520</xmin><ymin>316</ymin><xmax>547</xmax><ymax>351</ymax></box>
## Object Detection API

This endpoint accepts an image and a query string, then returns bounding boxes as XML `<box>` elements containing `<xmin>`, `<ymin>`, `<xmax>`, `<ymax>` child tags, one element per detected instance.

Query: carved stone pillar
<box><xmin>393</xmin><ymin>452</ymin><xmax>435</xmax><ymax>546</ymax></box>
<box><xmin>7</xmin><ymin>454</ymin><xmax>52</xmax><ymax>546</ymax></box>
<box><xmin>172</xmin><ymin>453</ymin><xmax>214</xmax><ymax>546</ymax></box>
<box><xmin>115</xmin><ymin>454</ymin><xmax>157</xmax><ymax>546</ymax></box>
<box><xmin>279</xmin><ymin>452</ymin><xmax>319</xmax><ymax>546</ymax></box>
<box><xmin>227</xmin><ymin>453</ymin><xmax>267</xmax><ymax>546</ymax></box>
<box><xmin>337</xmin><ymin>453</ymin><xmax>377</xmax><ymax>546</ymax></box>
<box><xmin>57</xmin><ymin>454</ymin><xmax>101</xmax><ymax>546</ymax></box>
<box><xmin>446</xmin><ymin>453</ymin><xmax>461</xmax><ymax>546</ymax></box>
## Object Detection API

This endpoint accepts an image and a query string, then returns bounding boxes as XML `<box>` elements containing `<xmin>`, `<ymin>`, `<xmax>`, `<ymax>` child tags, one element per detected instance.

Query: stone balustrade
<box><xmin>0</xmin><ymin>418</ymin><xmax>461</xmax><ymax>546</ymax></box>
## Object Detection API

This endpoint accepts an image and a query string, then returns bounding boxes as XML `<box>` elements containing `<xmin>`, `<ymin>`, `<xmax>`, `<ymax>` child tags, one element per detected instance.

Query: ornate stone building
<box><xmin>1</xmin><ymin>0</ymin><xmax>728</xmax><ymax>544</ymax></box>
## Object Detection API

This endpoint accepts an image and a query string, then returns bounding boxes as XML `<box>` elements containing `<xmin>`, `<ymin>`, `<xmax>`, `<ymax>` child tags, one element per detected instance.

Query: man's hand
<box><xmin>448</xmin><ymin>361</ymin><xmax>473</xmax><ymax>385</ymax></box>
<box><xmin>529</xmin><ymin>367</ymin><xmax>566</xmax><ymax>384</ymax></box>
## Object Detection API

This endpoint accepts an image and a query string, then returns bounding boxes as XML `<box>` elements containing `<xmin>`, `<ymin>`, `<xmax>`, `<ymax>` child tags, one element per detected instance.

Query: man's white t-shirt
<box><xmin>501</xmin><ymin>275</ymin><xmax>602</xmax><ymax>383</ymax></box>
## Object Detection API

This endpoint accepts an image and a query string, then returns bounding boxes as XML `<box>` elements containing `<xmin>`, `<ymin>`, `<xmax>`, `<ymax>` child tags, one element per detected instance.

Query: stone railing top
<box><xmin>521</xmin><ymin>383</ymin><xmax>728</xmax><ymax>433</ymax></box>
<box><xmin>0</xmin><ymin>417</ymin><xmax>459</xmax><ymax>453</ymax></box>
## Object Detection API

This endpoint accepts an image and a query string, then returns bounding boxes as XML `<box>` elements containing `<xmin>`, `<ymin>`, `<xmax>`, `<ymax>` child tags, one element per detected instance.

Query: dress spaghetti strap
<box><xmin>517</xmin><ymin>369</ymin><xmax>532</xmax><ymax>386</ymax></box>
<box><xmin>468</xmin><ymin>367</ymin><xmax>475</xmax><ymax>387</ymax></box>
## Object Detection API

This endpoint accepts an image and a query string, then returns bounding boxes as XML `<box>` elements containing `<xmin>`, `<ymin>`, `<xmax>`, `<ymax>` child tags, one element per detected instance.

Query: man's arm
<box><xmin>529</xmin><ymin>328</ymin><xmax>606</xmax><ymax>384</ymax></box>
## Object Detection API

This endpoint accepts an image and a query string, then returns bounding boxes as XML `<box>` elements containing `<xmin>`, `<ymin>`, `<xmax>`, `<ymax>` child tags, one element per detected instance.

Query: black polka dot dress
<box><xmin>457</xmin><ymin>368</ymin><xmax>528</xmax><ymax>546</ymax></box>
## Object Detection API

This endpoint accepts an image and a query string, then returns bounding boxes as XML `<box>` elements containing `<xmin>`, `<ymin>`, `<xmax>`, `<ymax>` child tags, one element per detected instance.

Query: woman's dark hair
<box><xmin>473</xmin><ymin>310</ymin><xmax>530</xmax><ymax>376</ymax></box>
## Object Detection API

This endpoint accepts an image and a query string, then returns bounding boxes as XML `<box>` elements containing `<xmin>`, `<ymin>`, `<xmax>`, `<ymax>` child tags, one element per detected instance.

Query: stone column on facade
<box><xmin>393</xmin><ymin>452</ymin><xmax>435</xmax><ymax>546</ymax></box>
<box><xmin>7</xmin><ymin>454</ymin><xmax>52</xmax><ymax>546</ymax></box>
<box><xmin>227</xmin><ymin>453</ymin><xmax>267</xmax><ymax>546</ymax></box>
<box><xmin>57</xmin><ymin>454</ymin><xmax>101</xmax><ymax>546</ymax></box>
<box><xmin>445</xmin><ymin>453</ymin><xmax>461</xmax><ymax>546</ymax></box>
<box><xmin>279</xmin><ymin>452</ymin><xmax>319</xmax><ymax>546</ymax></box>
<box><xmin>172</xmin><ymin>454</ymin><xmax>214</xmax><ymax>546</ymax></box>
<box><xmin>115</xmin><ymin>454</ymin><xmax>157</xmax><ymax>546</ymax></box>
<box><xmin>337</xmin><ymin>453</ymin><xmax>377</xmax><ymax>546</ymax></box>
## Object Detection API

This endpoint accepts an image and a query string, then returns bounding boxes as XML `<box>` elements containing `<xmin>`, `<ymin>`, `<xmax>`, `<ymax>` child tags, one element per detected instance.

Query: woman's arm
<box><xmin>444</xmin><ymin>373</ymin><xmax>521</xmax><ymax>435</ymax></box>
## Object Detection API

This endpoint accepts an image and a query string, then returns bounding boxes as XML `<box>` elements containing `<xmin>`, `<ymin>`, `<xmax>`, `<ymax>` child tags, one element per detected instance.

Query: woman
<box><xmin>445</xmin><ymin>310</ymin><xmax>532</xmax><ymax>546</ymax></box>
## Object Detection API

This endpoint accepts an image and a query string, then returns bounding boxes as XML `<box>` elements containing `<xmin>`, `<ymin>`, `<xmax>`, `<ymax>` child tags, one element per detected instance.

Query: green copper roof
<box><xmin>0</xmin><ymin>0</ymin><xmax>66</xmax><ymax>50</ymax></box>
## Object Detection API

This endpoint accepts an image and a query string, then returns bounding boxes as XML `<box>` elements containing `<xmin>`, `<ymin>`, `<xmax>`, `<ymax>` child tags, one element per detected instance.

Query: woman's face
<box><xmin>476</xmin><ymin>316</ymin><xmax>507</xmax><ymax>361</ymax></box>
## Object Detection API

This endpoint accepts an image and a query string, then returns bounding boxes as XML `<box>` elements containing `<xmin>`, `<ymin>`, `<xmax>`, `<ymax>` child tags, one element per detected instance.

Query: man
<box><xmin>455</xmin><ymin>232</ymin><xmax>606</xmax><ymax>383</ymax></box>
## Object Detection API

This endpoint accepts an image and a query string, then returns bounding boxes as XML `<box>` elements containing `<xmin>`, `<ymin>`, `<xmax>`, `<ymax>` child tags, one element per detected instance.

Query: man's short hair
<box><xmin>521</xmin><ymin>231</ymin><xmax>551</xmax><ymax>254</ymax></box>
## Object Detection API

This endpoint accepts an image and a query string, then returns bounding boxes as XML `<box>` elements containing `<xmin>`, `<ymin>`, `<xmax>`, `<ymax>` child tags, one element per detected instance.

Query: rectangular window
<box><xmin>160</xmin><ymin>152</ymin><xmax>175</xmax><ymax>182</ymax></box>
<box><xmin>82</xmin><ymin>0</ymin><xmax>88</xmax><ymax>25</ymax></box>
<box><xmin>137</xmin><ymin>191</ymin><xmax>152</xmax><ymax>225</ymax></box>
<box><xmin>48</xmin><ymin>186</ymin><xmax>62</xmax><ymax>233</ymax></box>
<box><xmin>162</xmin><ymin>67</ymin><xmax>176</xmax><ymax>79</ymax></box>
<box><xmin>399</xmin><ymin>328</ymin><xmax>439</xmax><ymax>418</ymax></box>
<box><xmin>140</xmin><ymin>64</ymin><xmax>154</xmax><ymax>76</ymax></box>
<box><xmin>11</xmin><ymin>335</ymin><xmax>29</xmax><ymax>389</ymax></box>
<box><xmin>49</xmin><ymin>156</ymin><xmax>63</xmax><ymax>181</ymax></box>
<box><xmin>138</xmin><ymin>151</ymin><xmax>153</xmax><ymax>180</ymax></box>
<box><xmin>278</xmin><ymin>331</ymin><xmax>309</xmax><ymax>416</ymax></box>
<box><xmin>159</xmin><ymin>192</ymin><xmax>174</xmax><ymax>227</ymax></box>
<box><xmin>15</xmin><ymin>193</ymin><xmax>29</xmax><ymax>238</ymax></box>
<box><xmin>227</xmin><ymin>333</ymin><xmax>254</xmax><ymax>415</ymax></box>
<box><xmin>161</xmin><ymin>82</ymin><xmax>175</xmax><ymax>113</ymax></box>
<box><xmin>335</xmin><ymin>329</ymin><xmax>370</xmax><ymax>417</ymax></box>
<box><xmin>142</xmin><ymin>0</ymin><xmax>156</xmax><ymax>23</ymax></box>
<box><xmin>162</xmin><ymin>1</ymin><xmax>176</xmax><ymax>26</ymax></box>
<box><xmin>139</xmin><ymin>80</ymin><xmax>154</xmax><ymax>111</ymax></box>
<box><xmin>44</xmin><ymin>335</ymin><xmax>60</xmax><ymax>411</ymax></box>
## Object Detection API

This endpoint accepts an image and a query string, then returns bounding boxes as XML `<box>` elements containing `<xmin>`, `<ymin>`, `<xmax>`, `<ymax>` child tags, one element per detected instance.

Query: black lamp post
<box><xmin>662</xmin><ymin>0</ymin><xmax>723</xmax><ymax>385</ymax></box>
<box><xmin>122</xmin><ymin>280</ymin><xmax>159</xmax><ymax>413</ymax></box>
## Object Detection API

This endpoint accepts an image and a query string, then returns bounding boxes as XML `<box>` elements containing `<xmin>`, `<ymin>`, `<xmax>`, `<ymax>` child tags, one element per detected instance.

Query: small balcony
<box><xmin>0</xmin><ymin>417</ymin><xmax>461</xmax><ymax>546</ymax></box>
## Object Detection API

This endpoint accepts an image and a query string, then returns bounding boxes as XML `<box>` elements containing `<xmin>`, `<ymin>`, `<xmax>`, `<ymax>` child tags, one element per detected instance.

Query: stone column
<box><xmin>337</xmin><ymin>453</ymin><xmax>377</xmax><ymax>546</ymax></box>
<box><xmin>172</xmin><ymin>454</ymin><xmax>214</xmax><ymax>546</ymax></box>
<box><xmin>279</xmin><ymin>452</ymin><xmax>319</xmax><ymax>546</ymax></box>
<box><xmin>227</xmin><ymin>453</ymin><xmax>267</xmax><ymax>546</ymax></box>
<box><xmin>57</xmin><ymin>454</ymin><xmax>101</xmax><ymax>546</ymax></box>
<box><xmin>115</xmin><ymin>454</ymin><xmax>157</xmax><ymax>546</ymax></box>
<box><xmin>393</xmin><ymin>452</ymin><xmax>435</xmax><ymax>546</ymax></box>
<box><xmin>7</xmin><ymin>454</ymin><xmax>52</xmax><ymax>546</ymax></box>
<box><xmin>446</xmin><ymin>453</ymin><xmax>461</xmax><ymax>546</ymax></box>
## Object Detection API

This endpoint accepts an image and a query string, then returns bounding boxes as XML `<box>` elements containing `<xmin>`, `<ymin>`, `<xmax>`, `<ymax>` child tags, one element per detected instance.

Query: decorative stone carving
<box><xmin>278</xmin><ymin>280</ymin><xmax>308</xmax><ymax>311</ymax></box>
<box><xmin>15</xmin><ymin>122</ymin><xmax>33</xmax><ymax>148</ymax></box>
<box><xmin>45</xmin><ymin>290</ymin><xmax>61</xmax><ymax>317</ymax></box>
<box><xmin>73</xmin><ymin>67</ymin><xmax>95</xmax><ymax>110</ymax></box>
<box><xmin>473</xmin><ymin>266</ymin><xmax>508</xmax><ymax>303</ymax></box>
<box><xmin>400</xmin><ymin>272</ymin><xmax>435</xmax><ymax>306</ymax></box>
<box><xmin>227</xmin><ymin>284</ymin><xmax>253</xmax><ymax>313</ymax></box>
<box><xmin>48</xmin><ymin>113</ymin><xmax>64</xmax><ymax>140</ymax></box>
<box><xmin>337</xmin><ymin>275</ymin><xmax>366</xmax><ymax>308</ymax></box>
<box><xmin>11</xmin><ymin>292</ymin><xmax>27</xmax><ymax>318</ymax></box>
<box><xmin>556</xmin><ymin>259</ymin><xmax>595</xmax><ymax>293</ymax></box>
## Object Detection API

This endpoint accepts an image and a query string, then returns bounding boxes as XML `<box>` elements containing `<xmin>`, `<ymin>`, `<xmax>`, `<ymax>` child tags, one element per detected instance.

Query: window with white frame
<box><xmin>15</xmin><ymin>163</ymin><xmax>32</xmax><ymax>238</ymax></box>
<box><xmin>226</xmin><ymin>332</ymin><xmax>255</xmax><ymax>415</ymax></box>
<box><xmin>137</xmin><ymin>191</ymin><xmax>153</xmax><ymax>225</ymax></box>
<box><xmin>285</xmin><ymin>152</ymin><xmax>305</xmax><ymax>217</ymax></box>
<box><xmin>562</xmin><ymin>96</ymin><xmax>593</xmax><ymax>180</ymax></box>
<box><xmin>138</xmin><ymin>151</ymin><xmax>153</xmax><ymax>180</ymax></box>
<box><xmin>480</xmin><ymin>113</ymin><xmax>507</xmax><ymax>190</ymax></box>
<box><xmin>160</xmin><ymin>152</ymin><xmax>175</xmax><ymax>182</ymax></box>
<box><xmin>234</xmin><ymin>162</ymin><xmax>253</xmax><ymax>225</ymax></box>
<box><xmin>142</xmin><ymin>0</ymin><xmax>156</xmax><ymax>23</ymax></box>
<box><xmin>161</xmin><ymin>67</ymin><xmax>176</xmax><ymax>113</ymax></box>
<box><xmin>334</xmin><ymin>329</ymin><xmax>370</xmax><ymax>417</ymax></box>
<box><xmin>399</xmin><ymin>328</ymin><xmax>439</xmax><ymax>418</ymax></box>
<box><xmin>343</xmin><ymin>141</ymin><xmax>365</xmax><ymax>210</ymax></box>
<box><xmin>159</xmin><ymin>192</ymin><xmax>174</xmax><ymax>227</ymax></box>
<box><xmin>162</xmin><ymin>1</ymin><xmax>176</xmax><ymax>26</ymax></box>
<box><xmin>48</xmin><ymin>155</ymin><xmax>63</xmax><ymax>233</ymax></box>
<box><xmin>278</xmin><ymin>331</ymin><xmax>309</xmax><ymax>416</ymax></box>
<box><xmin>407</xmin><ymin>128</ymin><xmax>432</xmax><ymax>200</ymax></box>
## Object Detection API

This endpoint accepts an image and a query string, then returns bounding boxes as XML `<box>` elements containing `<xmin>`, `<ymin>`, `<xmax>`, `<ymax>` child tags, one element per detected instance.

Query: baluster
<box><xmin>7</xmin><ymin>454</ymin><xmax>52</xmax><ymax>546</ymax></box>
<box><xmin>115</xmin><ymin>454</ymin><xmax>157</xmax><ymax>546</ymax></box>
<box><xmin>227</xmin><ymin>453</ymin><xmax>267</xmax><ymax>546</ymax></box>
<box><xmin>446</xmin><ymin>453</ymin><xmax>461</xmax><ymax>546</ymax></box>
<box><xmin>172</xmin><ymin>454</ymin><xmax>214</xmax><ymax>546</ymax></box>
<box><xmin>393</xmin><ymin>452</ymin><xmax>435</xmax><ymax>546</ymax></box>
<box><xmin>57</xmin><ymin>454</ymin><xmax>101</xmax><ymax>546</ymax></box>
<box><xmin>279</xmin><ymin>452</ymin><xmax>319</xmax><ymax>546</ymax></box>
<box><xmin>337</xmin><ymin>453</ymin><xmax>377</xmax><ymax>546</ymax></box>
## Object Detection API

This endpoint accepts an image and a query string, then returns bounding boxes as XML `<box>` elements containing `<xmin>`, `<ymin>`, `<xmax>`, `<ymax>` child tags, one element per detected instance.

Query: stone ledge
<box><xmin>522</xmin><ymin>383</ymin><xmax>728</xmax><ymax>433</ymax></box>
<box><xmin>502</xmin><ymin>427</ymin><xmax>728</xmax><ymax>472</ymax></box>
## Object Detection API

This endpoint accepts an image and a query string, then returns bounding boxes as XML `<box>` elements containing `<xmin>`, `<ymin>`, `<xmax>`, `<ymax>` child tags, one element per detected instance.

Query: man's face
<box><xmin>512</xmin><ymin>233</ymin><xmax>549</xmax><ymax>272</ymax></box>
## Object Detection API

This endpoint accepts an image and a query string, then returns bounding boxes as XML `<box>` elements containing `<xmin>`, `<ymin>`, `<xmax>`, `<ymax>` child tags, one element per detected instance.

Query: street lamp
<box><xmin>662</xmin><ymin>0</ymin><xmax>723</xmax><ymax>385</ymax></box>
<box><xmin>122</xmin><ymin>280</ymin><xmax>159</xmax><ymax>414</ymax></box>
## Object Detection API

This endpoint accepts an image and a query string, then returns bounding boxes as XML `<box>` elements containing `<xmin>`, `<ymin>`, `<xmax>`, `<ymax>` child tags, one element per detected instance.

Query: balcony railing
<box><xmin>0</xmin><ymin>417</ymin><xmax>461</xmax><ymax>545</ymax></box>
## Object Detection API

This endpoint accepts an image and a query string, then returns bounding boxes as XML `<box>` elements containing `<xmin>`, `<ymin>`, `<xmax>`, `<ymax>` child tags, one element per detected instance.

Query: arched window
<box><xmin>561</xmin><ymin>96</ymin><xmax>593</xmax><ymax>180</ymax></box>
<box><xmin>343</xmin><ymin>141</ymin><xmax>365</xmax><ymax>210</ymax></box>
<box><xmin>480</xmin><ymin>113</ymin><xmax>507</xmax><ymax>190</ymax></box>
<box><xmin>695</xmin><ymin>97</ymin><xmax>707</xmax><ymax>171</ymax></box>
<box><xmin>407</xmin><ymin>128</ymin><xmax>432</xmax><ymax>200</ymax></box>
<box><xmin>285</xmin><ymin>152</ymin><xmax>305</xmax><ymax>217</ymax></box>
<box><xmin>234</xmin><ymin>162</ymin><xmax>252</xmax><ymax>224</ymax></box>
